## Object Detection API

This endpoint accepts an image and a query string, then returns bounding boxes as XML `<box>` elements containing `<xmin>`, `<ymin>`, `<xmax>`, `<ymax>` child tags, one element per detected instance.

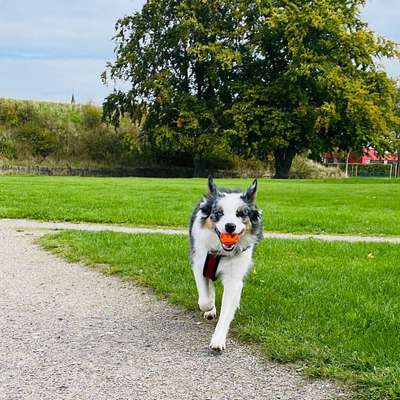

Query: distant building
<box><xmin>323</xmin><ymin>147</ymin><xmax>399</xmax><ymax>164</ymax></box>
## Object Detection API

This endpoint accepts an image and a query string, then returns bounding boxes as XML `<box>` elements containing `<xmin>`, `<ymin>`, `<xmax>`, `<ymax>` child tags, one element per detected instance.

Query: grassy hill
<box><xmin>0</xmin><ymin>97</ymin><xmax>140</xmax><ymax>167</ymax></box>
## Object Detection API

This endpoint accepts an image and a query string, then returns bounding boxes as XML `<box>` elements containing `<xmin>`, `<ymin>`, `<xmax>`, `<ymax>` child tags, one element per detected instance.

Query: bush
<box><xmin>81</xmin><ymin>105</ymin><xmax>102</xmax><ymax>129</ymax></box>
<box><xmin>0</xmin><ymin>130</ymin><xmax>16</xmax><ymax>159</ymax></box>
<box><xmin>15</xmin><ymin>122</ymin><xmax>57</xmax><ymax>158</ymax></box>
<box><xmin>289</xmin><ymin>156</ymin><xmax>344</xmax><ymax>179</ymax></box>
<box><xmin>0</xmin><ymin>98</ymin><xmax>141</xmax><ymax>167</ymax></box>
<box><xmin>231</xmin><ymin>157</ymin><xmax>273</xmax><ymax>178</ymax></box>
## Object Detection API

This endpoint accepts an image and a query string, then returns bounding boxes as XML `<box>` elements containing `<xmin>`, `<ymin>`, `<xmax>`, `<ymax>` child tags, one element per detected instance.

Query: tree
<box><xmin>104</xmin><ymin>0</ymin><xmax>400</xmax><ymax>178</ymax></box>
<box><xmin>102</xmin><ymin>0</ymin><xmax>242</xmax><ymax>175</ymax></box>
<box><xmin>229</xmin><ymin>0</ymin><xmax>400</xmax><ymax>178</ymax></box>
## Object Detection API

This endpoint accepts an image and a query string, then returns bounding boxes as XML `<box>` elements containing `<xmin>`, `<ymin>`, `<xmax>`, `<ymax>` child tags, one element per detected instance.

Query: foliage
<box><xmin>0</xmin><ymin>128</ymin><xmax>16</xmax><ymax>158</ymax></box>
<box><xmin>103</xmin><ymin>0</ymin><xmax>242</xmax><ymax>173</ymax></box>
<box><xmin>229</xmin><ymin>0</ymin><xmax>400</xmax><ymax>177</ymax></box>
<box><xmin>15</xmin><ymin>122</ymin><xmax>57</xmax><ymax>157</ymax></box>
<box><xmin>289</xmin><ymin>156</ymin><xmax>344</xmax><ymax>179</ymax></box>
<box><xmin>0</xmin><ymin>98</ymin><xmax>141</xmax><ymax>166</ymax></box>
<box><xmin>231</xmin><ymin>157</ymin><xmax>273</xmax><ymax>178</ymax></box>
<box><xmin>104</xmin><ymin>0</ymin><xmax>400</xmax><ymax>178</ymax></box>
<box><xmin>0</xmin><ymin>98</ymin><xmax>248</xmax><ymax>172</ymax></box>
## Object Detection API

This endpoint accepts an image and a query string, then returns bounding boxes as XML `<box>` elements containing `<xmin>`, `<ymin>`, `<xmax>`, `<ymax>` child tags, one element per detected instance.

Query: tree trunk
<box><xmin>273</xmin><ymin>147</ymin><xmax>296</xmax><ymax>179</ymax></box>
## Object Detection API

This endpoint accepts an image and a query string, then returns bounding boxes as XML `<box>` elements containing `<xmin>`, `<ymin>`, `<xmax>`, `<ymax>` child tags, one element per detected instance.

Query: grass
<box><xmin>1</xmin><ymin>176</ymin><xmax>400</xmax><ymax>235</ymax></box>
<box><xmin>41</xmin><ymin>230</ymin><xmax>400</xmax><ymax>399</ymax></box>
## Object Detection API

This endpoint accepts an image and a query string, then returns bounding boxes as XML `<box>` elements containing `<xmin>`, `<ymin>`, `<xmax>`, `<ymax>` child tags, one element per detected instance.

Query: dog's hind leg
<box><xmin>209</xmin><ymin>277</ymin><xmax>243</xmax><ymax>351</ymax></box>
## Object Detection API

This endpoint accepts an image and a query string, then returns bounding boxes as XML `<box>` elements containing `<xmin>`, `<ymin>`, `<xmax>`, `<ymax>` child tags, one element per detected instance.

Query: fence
<box><xmin>327</xmin><ymin>162</ymin><xmax>399</xmax><ymax>178</ymax></box>
<box><xmin>0</xmin><ymin>164</ymin><xmax>247</xmax><ymax>178</ymax></box>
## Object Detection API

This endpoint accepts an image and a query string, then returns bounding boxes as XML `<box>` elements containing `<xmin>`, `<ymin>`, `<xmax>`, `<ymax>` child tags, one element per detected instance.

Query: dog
<box><xmin>189</xmin><ymin>177</ymin><xmax>263</xmax><ymax>350</ymax></box>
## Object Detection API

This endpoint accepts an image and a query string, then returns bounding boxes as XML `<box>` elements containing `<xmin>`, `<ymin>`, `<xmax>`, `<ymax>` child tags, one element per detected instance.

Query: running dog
<box><xmin>189</xmin><ymin>177</ymin><xmax>263</xmax><ymax>350</ymax></box>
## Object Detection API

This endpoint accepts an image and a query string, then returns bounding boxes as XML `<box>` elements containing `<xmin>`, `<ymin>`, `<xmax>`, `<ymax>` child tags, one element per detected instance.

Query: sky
<box><xmin>0</xmin><ymin>0</ymin><xmax>399</xmax><ymax>104</ymax></box>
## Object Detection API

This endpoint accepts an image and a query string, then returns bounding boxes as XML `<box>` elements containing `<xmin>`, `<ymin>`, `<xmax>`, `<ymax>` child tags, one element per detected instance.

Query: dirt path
<box><xmin>0</xmin><ymin>221</ymin><xmax>346</xmax><ymax>399</ymax></box>
<box><xmin>1</xmin><ymin>218</ymin><xmax>400</xmax><ymax>243</ymax></box>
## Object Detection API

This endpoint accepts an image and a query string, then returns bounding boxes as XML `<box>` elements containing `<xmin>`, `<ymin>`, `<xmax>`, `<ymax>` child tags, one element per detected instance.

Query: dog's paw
<box><xmin>203</xmin><ymin>307</ymin><xmax>217</xmax><ymax>321</ymax></box>
<box><xmin>198</xmin><ymin>298</ymin><xmax>214</xmax><ymax>312</ymax></box>
<box><xmin>209</xmin><ymin>336</ymin><xmax>226</xmax><ymax>351</ymax></box>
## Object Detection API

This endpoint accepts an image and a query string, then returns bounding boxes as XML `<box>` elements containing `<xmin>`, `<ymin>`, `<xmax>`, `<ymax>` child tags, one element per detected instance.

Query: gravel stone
<box><xmin>0</xmin><ymin>221</ymin><xmax>347</xmax><ymax>399</ymax></box>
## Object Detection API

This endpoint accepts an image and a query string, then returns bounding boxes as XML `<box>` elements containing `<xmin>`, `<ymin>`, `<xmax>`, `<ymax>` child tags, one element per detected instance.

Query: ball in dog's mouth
<box><xmin>216</xmin><ymin>230</ymin><xmax>241</xmax><ymax>251</ymax></box>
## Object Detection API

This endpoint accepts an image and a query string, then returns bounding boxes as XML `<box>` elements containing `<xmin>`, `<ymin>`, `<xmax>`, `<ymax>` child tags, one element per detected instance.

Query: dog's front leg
<box><xmin>209</xmin><ymin>277</ymin><xmax>243</xmax><ymax>351</ymax></box>
<box><xmin>192</xmin><ymin>251</ymin><xmax>216</xmax><ymax>318</ymax></box>
<box><xmin>203</xmin><ymin>280</ymin><xmax>216</xmax><ymax>320</ymax></box>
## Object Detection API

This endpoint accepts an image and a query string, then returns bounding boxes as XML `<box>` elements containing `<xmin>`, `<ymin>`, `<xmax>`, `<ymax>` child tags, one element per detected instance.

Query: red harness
<box><xmin>203</xmin><ymin>246</ymin><xmax>250</xmax><ymax>281</ymax></box>
<box><xmin>203</xmin><ymin>252</ymin><xmax>224</xmax><ymax>281</ymax></box>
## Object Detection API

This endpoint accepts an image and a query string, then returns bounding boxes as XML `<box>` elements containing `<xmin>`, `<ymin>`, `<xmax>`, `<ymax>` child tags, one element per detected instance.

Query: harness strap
<box><xmin>203</xmin><ymin>252</ymin><xmax>222</xmax><ymax>281</ymax></box>
<box><xmin>202</xmin><ymin>246</ymin><xmax>251</xmax><ymax>281</ymax></box>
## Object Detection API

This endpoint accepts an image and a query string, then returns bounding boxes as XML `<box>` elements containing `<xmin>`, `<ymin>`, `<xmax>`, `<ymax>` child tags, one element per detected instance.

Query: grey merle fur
<box><xmin>189</xmin><ymin>177</ymin><xmax>263</xmax><ymax>251</ymax></box>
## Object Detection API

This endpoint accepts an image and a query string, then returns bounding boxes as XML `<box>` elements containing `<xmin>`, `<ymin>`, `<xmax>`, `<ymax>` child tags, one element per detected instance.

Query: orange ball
<box><xmin>219</xmin><ymin>233</ymin><xmax>240</xmax><ymax>246</ymax></box>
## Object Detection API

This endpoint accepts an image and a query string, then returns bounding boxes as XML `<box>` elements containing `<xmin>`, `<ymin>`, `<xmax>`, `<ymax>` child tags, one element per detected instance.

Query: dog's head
<box><xmin>200</xmin><ymin>176</ymin><xmax>263</xmax><ymax>252</ymax></box>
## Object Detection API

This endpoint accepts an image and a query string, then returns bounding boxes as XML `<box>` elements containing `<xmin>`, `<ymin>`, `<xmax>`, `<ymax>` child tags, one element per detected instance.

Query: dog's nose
<box><xmin>225</xmin><ymin>223</ymin><xmax>236</xmax><ymax>233</ymax></box>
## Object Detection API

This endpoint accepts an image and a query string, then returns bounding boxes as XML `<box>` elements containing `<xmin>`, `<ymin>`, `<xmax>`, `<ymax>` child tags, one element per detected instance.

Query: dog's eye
<box><xmin>236</xmin><ymin>207</ymin><xmax>249</xmax><ymax>219</ymax></box>
<box><xmin>215</xmin><ymin>209</ymin><xmax>223</xmax><ymax>218</ymax></box>
<box><xmin>211</xmin><ymin>208</ymin><xmax>224</xmax><ymax>220</ymax></box>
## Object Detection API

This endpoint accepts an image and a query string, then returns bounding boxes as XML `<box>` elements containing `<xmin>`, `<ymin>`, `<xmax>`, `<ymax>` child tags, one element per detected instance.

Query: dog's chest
<box><xmin>215</xmin><ymin>251</ymin><xmax>253</xmax><ymax>280</ymax></box>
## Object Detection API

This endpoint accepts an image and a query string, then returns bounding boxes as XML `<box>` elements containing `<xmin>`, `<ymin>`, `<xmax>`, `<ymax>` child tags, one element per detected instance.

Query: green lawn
<box><xmin>1</xmin><ymin>176</ymin><xmax>400</xmax><ymax>235</ymax></box>
<box><xmin>41</xmin><ymin>231</ymin><xmax>400</xmax><ymax>400</ymax></box>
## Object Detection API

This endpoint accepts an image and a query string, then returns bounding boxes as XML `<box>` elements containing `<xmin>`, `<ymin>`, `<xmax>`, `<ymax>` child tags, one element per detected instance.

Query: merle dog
<box><xmin>189</xmin><ymin>177</ymin><xmax>263</xmax><ymax>350</ymax></box>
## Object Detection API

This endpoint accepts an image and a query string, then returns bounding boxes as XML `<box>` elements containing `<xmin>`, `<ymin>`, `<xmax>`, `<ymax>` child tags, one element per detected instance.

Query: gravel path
<box><xmin>2</xmin><ymin>218</ymin><xmax>400</xmax><ymax>243</ymax></box>
<box><xmin>0</xmin><ymin>221</ymin><xmax>346</xmax><ymax>399</ymax></box>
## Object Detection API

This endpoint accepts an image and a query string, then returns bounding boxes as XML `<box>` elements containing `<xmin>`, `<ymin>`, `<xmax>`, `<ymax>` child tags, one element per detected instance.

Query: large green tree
<box><xmin>229</xmin><ymin>0</ymin><xmax>400</xmax><ymax>177</ymax></box>
<box><xmin>104</xmin><ymin>0</ymin><xmax>400</xmax><ymax>178</ymax></box>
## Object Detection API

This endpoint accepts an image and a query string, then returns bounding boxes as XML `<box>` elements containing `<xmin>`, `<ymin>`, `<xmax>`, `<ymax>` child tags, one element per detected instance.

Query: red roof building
<box><xmin>324</xmin><ymin>147</ymin><xmax>399</xmax><ymax>164</ymax></box>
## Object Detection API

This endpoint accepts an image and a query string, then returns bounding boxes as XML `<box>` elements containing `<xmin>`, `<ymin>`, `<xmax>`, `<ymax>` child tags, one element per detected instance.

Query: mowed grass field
<box><xmin>41</xmin><ymin>231</ymin><xmax>400</xmax><ymax>400</ymax></box>
<box><xmin>1</xmin><ymin>175</ymin><xmax>400</xmax><ymax>235</ymax></box>
<box><xmin>2</xmin><ymin>175</ymin><xmax>400</xmax><ymax>397</ymax></box>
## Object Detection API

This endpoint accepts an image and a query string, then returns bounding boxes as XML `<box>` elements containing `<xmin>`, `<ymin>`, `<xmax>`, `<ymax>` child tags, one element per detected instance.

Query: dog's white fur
<box><xmin>190</xmin><ymin>191</ymin><xmax>258</xmax><ymax>351</ymax></box>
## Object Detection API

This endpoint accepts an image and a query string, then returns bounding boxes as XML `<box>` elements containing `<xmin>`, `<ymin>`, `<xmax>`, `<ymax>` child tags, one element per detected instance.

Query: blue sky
<box><xmin>0</xmin><ymin>0</ymin><xmax>399</xmax><ymax>104</ymax></box>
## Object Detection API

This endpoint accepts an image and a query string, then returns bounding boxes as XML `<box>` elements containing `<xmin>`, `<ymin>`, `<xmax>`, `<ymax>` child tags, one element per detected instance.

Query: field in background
<box><xmin>0</xmin><ymin>176</ymin><xmax>400</xmax><ymax>235</ymax></box>
<box><xmin>41</xmin><ymin>231</ymin><xmax>400</xmax><ymax>400</ymax></box>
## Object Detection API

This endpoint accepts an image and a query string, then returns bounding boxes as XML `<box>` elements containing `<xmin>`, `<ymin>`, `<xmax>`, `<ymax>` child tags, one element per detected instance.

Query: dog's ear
<box><xmin>244</xmin><ymin>179</ymin><xmax>257</xmax><ymax>203</ymax></box>
<box><xmin>208</xmin><ymin>176</ymin><xmax>217</xmax><ymax>195</ymax></box>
